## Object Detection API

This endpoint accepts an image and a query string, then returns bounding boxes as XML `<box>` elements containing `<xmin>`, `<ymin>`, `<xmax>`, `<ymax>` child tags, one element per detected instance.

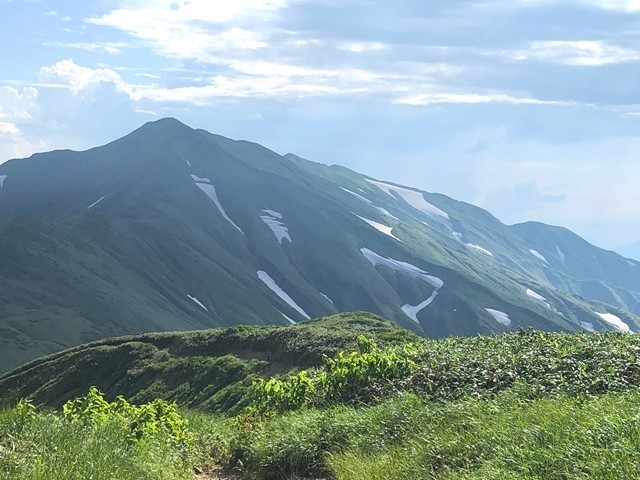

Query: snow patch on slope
<box><xmin>402</xmin><ymin>290</ymin><xmax>439</xmax><ymax>323</ymax></box>
<box><xmin>192</xmin><ymin>174</ymin><xmax>244</xmax><ymax>234</ymax></box>
<box><xmin>366</xmin><ymin>179</ymin><xmax>450</xmax><ymax>224</ymax></box>
<box><xmin>261</xmin><ymin>209</ymin><xmax>291</xmax><ymax>244</ymax></box>
<box><xmin>341</xmin><ymin>187</ymin><xmax>373</xmax><ymax>204</ymax></box>
<box><xmin>376</xmin><ymin>207</ymin><xmax>398</xmax><ymax>220</ymax></box>
<box><xmin>452</xmin><ymin>231</ymin><xmax>493</xmax><ymax>256</ymax></box>
<box><xmin>354</xmin><ymin>214</ymin><xmax>399</xmax><ymax>241</ymax></box>
<box><xmin>341</xmin><ymin>186</ymin><xmax>400</xmax><ymax>220</ymax></box>
<box><xmin>257</xmin><ymin>270</ymin><xmax>310</xmax><ymax>319</ymax></box>
<box><xmin>580</xmin><ymin>321</ymin><xmax>595</xmax><ymax>332</ymax></box>
<box><xmin>526</xmin><ymin>288</ymin><xmax>551</xmax><ymax>309</ymax></box>
<box><xmin>485</xmin><ymin>308</ymin><xmax>511</xmax><ymax>326</ymax></box>
<box><xmin>526</xmin><ymin>288</ymin><xmax>546</xmax><ymax>302</ymax></box>
<box><xmin>529</xmin><ymin>249</ymin><xmax>549</xmax><ymax>264</ymax></box>
<box><xmin>0</xmin><ymin>175</ymin><xmax>6</xmax><ymax>188</ymax></box>
<box><xmin>87</xmin><ymin>195</ymin><xmax>106</xmax><ymax>209</ymax></box>
<box><xmin>263</xmin><ymin>209</ymin><xmax>282</xmax><ymax>219</ymax></box>
<box><xmin>361</xmin><ymin>248</ymin><xmax>443</xmax><ymax>323</ymax></box>
<box><xmin>190</xmin><ymin>174</ymin><xmax>211</xmax><ymax>183</ymax></box>
<box><xmin>556</xmin><ymin>246</ymin><xmax>566</xmax><ymax>263</ymax></box>
<box><xmin>187</xmin><ymin>295</ymin><xmax>209</xmax><ymax>312</ymax></box>
<box><xmin>467</xmin><ymin>243</ymin><xmax>493</xmax><ymax>256</ymax></box>
<box><xmin>279</xmin><ymin>311</ymin><xmax>296</xmax><ymax>324</ymax></box>
<box><xmin>361</xmin><ymin>248</ymin><xmax>443</xmax><ymax>288</ymax></box>
<box><xmin>320</xmin><ymin>292</ymin><xmax>335</xmax><ymax>306</ymax></box>
<box><xmin>596</xmin><ymin>312</ymin><xmax>631</xmax><ymax>333</ymax></box>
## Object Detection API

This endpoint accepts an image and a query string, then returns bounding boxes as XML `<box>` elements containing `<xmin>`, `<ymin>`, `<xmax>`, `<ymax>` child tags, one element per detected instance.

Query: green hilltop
<box><xmin>0</xmin><ymin>312</ymin><xmax>416</xmax><ymax>413</ymax></box>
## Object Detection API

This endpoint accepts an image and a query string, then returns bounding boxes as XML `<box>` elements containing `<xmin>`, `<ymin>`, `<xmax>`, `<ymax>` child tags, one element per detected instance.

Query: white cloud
<box><xmin>522</xmin><ymin>0</ymin><xmax>640</xmax><ymax>11</ymax></box>
<box><xmin>394</xmin><ymin>92</ymin><xmax>577</xmax><ymax>106</ymax></box>
<box><xmin>39</xmin><ymin>59</ymin><xmax>126</xmax><ymax>94</ymax></box>
<box><xmin>338</xmin><ymin>41</ymin><xmax>389</xmax><ymax>53</ymax></box>
<box><xmin>85</xmin><ymin>0</ymin><xmax>288</xmax><ymax>62</ymax></box>
<box><xmin>504</xmin><ymin>40</ymin><xmax>640</xmax><ymax>66</ymax></box>
<box><xmin>0</xmin><ymin>86</ymin><xmax>38</xmax><ymax>122</ymax></box>
<box><xmin>37</xmin><ymin>58</ymin><xmax>597</xmax><ymax>112</ymax></box>
<box><xmin>465</xmin><ymin>133</ymin><xmax>640</xmax><ymax>247</ymax></box>
<box><xmin>37</xmin><ymin>59</ymin><xmax>457</xmax><ymax>104</ymax></box>
<box><xmin>0</xmin><ymin>85</ymin><xmax>46</xmax><ymax>162</ymax></box>
<box><xmin>0</xmin><ymin>122</ymin><xmax>19</xmax><ymax>134</ymax></box>
<box><xmin>43</xmin><ymin>42</ymin><xmax>129</xmax><ymax>54</ymax></box>
<box><xmin>0</xmin><ymin>133</ymin><xmax>52</xmax><ymax>163</ymax></box>
<box><xmin>582</xmin><ymin>0</ymin><xmax>640</xmax><ymax>11</ymax></box>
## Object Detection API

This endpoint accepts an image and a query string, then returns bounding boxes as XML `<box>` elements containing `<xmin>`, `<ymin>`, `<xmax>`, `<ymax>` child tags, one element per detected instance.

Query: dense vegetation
<box><xmin>1</xmin><ymin>392</ymin><xmax>198</xmax><ymax>480</ymax></box>
<box><xmin>5</xmin><ymin>316</ymin><xmax>640</xmax><ymax>479</ymax></box>
<box><xmin>0</xmin><ymin>313</ymin><xmax>418</xmax><ymax>413</ymax></box>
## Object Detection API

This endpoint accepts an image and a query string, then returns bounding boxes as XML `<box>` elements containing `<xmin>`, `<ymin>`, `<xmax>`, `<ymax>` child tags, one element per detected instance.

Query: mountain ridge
<box><xmin>0</xmin><ymin>117</ymin><xmax>639</xmax><ymax>372</ymax></box>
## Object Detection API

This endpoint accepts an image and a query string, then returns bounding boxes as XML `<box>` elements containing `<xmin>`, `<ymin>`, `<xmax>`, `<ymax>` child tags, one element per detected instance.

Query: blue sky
<box><xmin>1</xmin><ymin>0</ymin><xmax>640</xmax><ymax>250</ymax></box>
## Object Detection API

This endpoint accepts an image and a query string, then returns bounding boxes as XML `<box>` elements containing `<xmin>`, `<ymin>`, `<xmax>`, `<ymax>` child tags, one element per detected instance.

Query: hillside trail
<box><xmin>195</xmin><ymin>466</ymin><xmax>236</xmax><ymax>480</ymax></box>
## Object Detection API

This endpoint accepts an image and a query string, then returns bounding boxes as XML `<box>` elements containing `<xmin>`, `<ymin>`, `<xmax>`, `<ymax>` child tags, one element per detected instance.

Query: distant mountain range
<box><xmin>1</xmin><ymin>118</ymin><xmax>638</xmax><ymax>373</ymax></box>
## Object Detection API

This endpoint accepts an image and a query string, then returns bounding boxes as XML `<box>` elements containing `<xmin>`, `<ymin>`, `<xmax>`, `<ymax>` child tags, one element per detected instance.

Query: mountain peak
<box><xmin>110</xmin><ymin>117</ymin><xmax>201</xmax><ymax>151</ymax></box>
<box><xmin>138</xmin><ymin>117</ymin><xmax>194</xmax><ymax>134</ymax></box>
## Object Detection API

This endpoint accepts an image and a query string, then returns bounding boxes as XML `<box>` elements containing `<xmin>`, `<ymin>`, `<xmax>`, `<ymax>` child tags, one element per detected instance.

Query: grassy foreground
<box><xmin>5</xmin><ymin>327</ymin><xmax>640</xmax><ymax>479</ymax></box>
<box><xmin>3</xmin><ymin>390</ymin><xmax>640</xmax><ymax>479</ymax></box>
<box><xmin>0</xmin><ymin>407</ymin><xmax>194</xmax><ymax>480</ymax></box>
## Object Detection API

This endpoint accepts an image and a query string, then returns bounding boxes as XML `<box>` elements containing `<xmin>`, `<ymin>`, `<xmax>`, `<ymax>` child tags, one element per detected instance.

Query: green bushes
<box><xmin>249</xmin><ymin>329</ymin><xmax>640</xmax><ymax>419</ymax></box>
<box><xmin>250</xmin><ymin>336</ymin><xmax>421</xmax><ymax>414</ymax></box>
<box><xmin>62</xmin><ymin>386</ymin><xmax>190</xmax><ymax>447</ymax></box>
<box><xmin>408</xmin><ymin>329</ymin><xmax>640</xmax><ymax>401</ymax></box>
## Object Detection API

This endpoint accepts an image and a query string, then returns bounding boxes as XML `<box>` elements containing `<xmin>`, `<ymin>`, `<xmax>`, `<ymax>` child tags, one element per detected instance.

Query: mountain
<box><xmin>0</xmin><ymin>117</ymin><xmax>639</xmax><ymax>373</ymax></box>
<box><xmin>616</xmin><ymin>241</ymin><xmax>640</xmax><ymax>263</ymax></box>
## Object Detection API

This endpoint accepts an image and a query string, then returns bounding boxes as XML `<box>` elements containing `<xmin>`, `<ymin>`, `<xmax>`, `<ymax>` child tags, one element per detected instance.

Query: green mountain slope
<box><xmin>0</xmin><ymin>118</ymin><xmax>639</xmax><ymax>372</ymax></box>
<box><xmin>0</xmin><ymin>312</ymin><xmax>417</xmax><ymax>413</ymax></box>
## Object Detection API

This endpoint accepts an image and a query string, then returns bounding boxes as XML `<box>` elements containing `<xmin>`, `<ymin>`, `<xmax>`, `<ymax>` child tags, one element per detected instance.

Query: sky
<box><xmin>1</xmin><ymin>0</ymin><xmax>639</xmax><ymax>250</ymax></box>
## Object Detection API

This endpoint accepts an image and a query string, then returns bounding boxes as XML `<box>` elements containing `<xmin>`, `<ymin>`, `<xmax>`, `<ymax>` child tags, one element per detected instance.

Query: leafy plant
<box><xmin>14</xmin><ymin>399</ymin><xmax>36</xmax><ymax>422</ymax></box>
<box><xmin>63</xmin><ymin>387</ymin><xmax>190</xmax><ymax>447</ymax></box>
<box><xmin>249</xmin><ymin>336</ymin><xmax>421</xmax><ymax>415</ymax></box>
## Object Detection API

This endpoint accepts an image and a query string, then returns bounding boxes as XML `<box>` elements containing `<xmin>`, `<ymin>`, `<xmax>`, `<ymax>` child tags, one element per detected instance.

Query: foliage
<box><xmin>62</xmin><ymin>387</ymin><xmax>190</xmax><ymax>448</ymax></box>
<box><xmin>407</xmin><ymin>328</ymin><xmax>640</xmax><ymax>401</ymax></box>
<box><xmin>14</xmin><ymin>399</ymin><xmax>36</xmax><ymax>422</ymax></box>
<box><xmin>0</xmin><ymin>312</ymin><xmax>417</xmax><ymax>413</ymax></box>
<box><xmin>7</xmin><ymin>329</ymin><xmax>640</xmax><ymax>479</ymax></box>
<box><xmin>250</xmin><ymin>328</ymin><xmax>640</xmax><ymax>417</ymax></box>
<box><xmin>249</xmin><ymin>336</ymin><xmax>421</xmax><ymax>415</ymax></box>
<box><xmin>217</xmin><ymin>390</ymin><xmax>640</xmax><ymax>480</ymax></box>
<box><xmin>0</xmin><ymin>407</ymin><xmax>195</xmax><ymax>480</ymax></box>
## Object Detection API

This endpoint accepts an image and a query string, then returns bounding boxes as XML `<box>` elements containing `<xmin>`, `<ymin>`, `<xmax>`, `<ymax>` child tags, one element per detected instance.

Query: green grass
<box><xmin>219</xmin><ymin>390</ymin><xmax>640</xmax><ymax>479</ymax></box>
<box><xmin>0</xmin><ymin>408</ymin><xmax>194</xmax><ymax>480</ymax></box>
<box><xmin>6</xmin><ymin>328</ymin><xmax>640</xmax><ymax>479</ymax></box>
<box><xmin>6</xmin><ymin>390</ymin><xmax>640</xmax><ymax>480</ymax></box>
